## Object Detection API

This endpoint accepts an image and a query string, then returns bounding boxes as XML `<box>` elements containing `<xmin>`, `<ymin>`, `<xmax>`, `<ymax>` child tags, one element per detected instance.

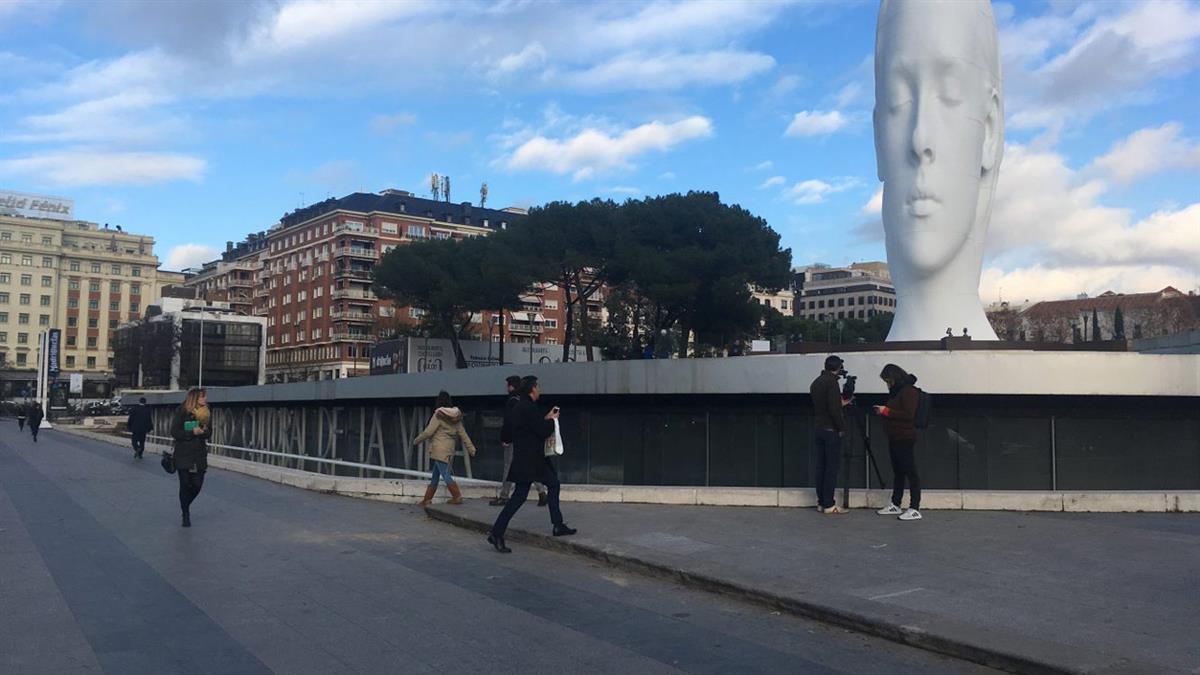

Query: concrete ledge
<box><xmin>52</xmin><ymin>426</ymin><xmax>1200</xmax><ymax>512</ymax></box>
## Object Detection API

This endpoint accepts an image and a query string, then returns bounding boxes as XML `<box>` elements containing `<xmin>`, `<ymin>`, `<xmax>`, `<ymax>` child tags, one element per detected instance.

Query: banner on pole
<box><xmin>47</xmin><ymin>328</ymin><xmax>61</xmax><ymax>377</ymax></box>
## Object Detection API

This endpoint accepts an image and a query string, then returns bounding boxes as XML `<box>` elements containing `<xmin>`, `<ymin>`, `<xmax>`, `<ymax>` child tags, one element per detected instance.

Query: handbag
<box><xmin>161</xmin><ymin>452</ymin><xmax>176</xmax><ymax>474</ymax></box>
<box><xmin>544</xmin><ymin>418</ymin><xmax>565</xmax><ymax>457</ymax></box>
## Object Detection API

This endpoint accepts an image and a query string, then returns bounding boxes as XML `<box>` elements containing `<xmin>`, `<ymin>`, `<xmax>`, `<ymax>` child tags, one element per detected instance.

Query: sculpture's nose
<box><xmin>911</xmin><ymin>98</ymin><xmax>935</xmax><ymax>165</ymax></box>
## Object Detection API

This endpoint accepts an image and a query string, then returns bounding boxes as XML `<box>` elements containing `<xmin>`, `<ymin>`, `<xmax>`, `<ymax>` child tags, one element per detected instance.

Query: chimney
<box><xmin>226</xmin><ymin>241</ymin><xmax>233</xmax><ymax>252</ymax></box>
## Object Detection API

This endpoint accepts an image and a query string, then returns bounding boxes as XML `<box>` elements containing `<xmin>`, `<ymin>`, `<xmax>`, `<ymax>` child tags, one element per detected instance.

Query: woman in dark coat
<box><xmin>487</xmin><ymin>376</ymin><xmax>576</xmax><ymax>553</ymax></box>
<box><xmin>168</xmin><ymin>388</ymin><xmax>211</xmax><ymax>527</ymax></box>
<box><xmin>873</xmin><ymin>364</ymin><xmax>922</xmax><ymax>521</ymax></box>
<box><xmin>27</xmin><ymin>403</ymin><xmax>43</xmax><ymax>442</ymax></box>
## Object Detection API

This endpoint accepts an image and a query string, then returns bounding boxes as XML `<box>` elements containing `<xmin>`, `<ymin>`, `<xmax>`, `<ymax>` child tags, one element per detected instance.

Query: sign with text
<box><xmin>370</xmin><ymin>338</ymin><xmax>597</xmax><ymax>375</ymax></box>
<box><xmin>0</xmin><ymin>190</ymin><xmax>74</xmax><ymax>221</ymax></box>
<box><xmin>47</xmin><ymin>329</ymin><xmax>61</xmax><ymax>377</ymax></box>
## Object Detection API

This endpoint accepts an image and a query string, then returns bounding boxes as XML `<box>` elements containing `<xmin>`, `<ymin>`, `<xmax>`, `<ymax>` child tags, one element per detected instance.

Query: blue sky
<box><xmin>1</xmin><ymin>0</ymin><xmax>1197</xmax><ymax>302</ymax></box>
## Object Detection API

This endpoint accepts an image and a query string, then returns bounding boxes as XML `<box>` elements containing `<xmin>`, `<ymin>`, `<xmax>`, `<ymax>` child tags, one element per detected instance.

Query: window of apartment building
<box><xmin>297</xmin><ymin>310</ymin><xmax>307</xmax><ymax>321</ymax></box>
<box><xmin>21</xmin><ymin>233</ymin><xmax>31</xmax><ymax>243</ymax></box>
<box><xmin>544</xmin><ymin>319</ymin><xmax>559</xmax><ymax>329</ymax></box>
<box><xmin>838</xmin><ymin>298</ymin><xmax>846</xmax><ymax>307</ymax></box>
<box><xmin>130</xmin><ymin>282</ymin><xmax>141</xmax><ymax>295</ymax></box>
<box><xmin>69</xmin><ymin>260</ymin><xmax>79</xmax><ymax>271</ymax></box>
<box><xmin>87</xmin><ymin>356</ymin><xmax>96</xmax><ymax>368</ymax></box>
<box><xmin>0</xmin><ymin>274</ymin><xmax>8</xmax><ymax>284</ymax></box>
<box><xmin>0</xmin><ymin>332</ymin><xmax>7</xmax><ymax>343</ymax></box>
<box><xmin>67</xmin><ymin>317</ymin><xmax>76</xmax><ymax>327</ymax></box>
<box><xmin>314</xmin><ymin>286</ymin><xmax>322</xmax><ymax>297</ymax></box>
<box><xmin>543</xmin><ymin>300</ymin><xmax>559</xmax><ymax>310</ymax></box>
<box><xmin>18</xmin><ymin>313</ymin><xmax>28</xmax><ymax>324</ymax></box>
<box><xmin>313</xmin><ymin>307</ymin><xmax>322</xmax><ymax>318</ymax></box>
<box><xmin>313</xmin><ymin>328</ymin><xmax>322</xmax><ymax>339</ymax></box>
<box><xmin>0</xmin><ymin>254</ymin><xmax>8</xmax><ymax>265</ymax></box>
<box><xmin>20</xmin><ymin>256</ymin><xmax>32</xmax><ymax>266</ymax></box>
<box><xmin>66</xmin><ymin>335</ymin><xmax>76</xmax><ymax>346</ymax></box>
<box><xmin>0</xmin><ymin>232</ymin><xmax>8</xmax><ymax>241</ymax></box>
<box><xmin>283</xmin><ymin>293</ymin><xmax>291</xmax><ymax>304</ymax></box>
<box><xmin>19</xmin><ymin>294</ymin><xmax>29</xmax><ymax>305</ymax></box>
<box><xmin>130</xmin><ymin>302</ymin><xmax>138</xmax><ymax>313</ymax></box>
<box><xmin>782</xmin><ymin>300</ymin><xmax>789</xmax><ymax>310</ymax></box>
<box><xmin>109</xmin><ymin>301</ymin><xmax>119</xmax><ymax>311</ymax></box>
<box><xmin>41</xmin><ymin>236</ymin><xmax>51</xmax><ymax>246</ymax></box>
<box><xmin>0</xmin><ymin>293</ymin><xmax>7</xmax><ymax>305</ymax></box>
<box><xmin>818</xmin><ymin>300</ymin><xmax>825</xmax><ymax>308</ymax></box>
<box><xmin>41</xmin><ymin>276</ymin><xmax>51</xmax><ymax>287</ymax></box>
<box><xmin>16</xmin><ymin>353</ymin><xmax>25</xmax><ymax>366</ymax></box>
<box><xmin>848</xmin><ymin>297</ymin><xmax>855</xmax><ymax>306</ymax></box>
<box><xmin>282</xmin><ymin>334</ymin><xmax>290</xmax><ymax>344</ymax></box>
<box><xmin>39</xmin><ymin>315</ymin><xmax>48</xmax><ymax>326</ymax></box>
<box><xmin>434</xmin><ymin>231</ymin><xmax>450</xmax><ymax>240</ymax></box>
<box><xmin>268</xmin><ymin>316</ymin><xmax>275</xmax><ymax>327</ymax></box>
<box><xmin>111</xmin><ymin>264</ymin><xmax>121</xmax><ymax>274</ymax></box>
<box><xmin>131</xmin><ymin>267</ymin><xmax>141</xmax><ymax>277</ymax></box>
<box><xmin>89</xmin><ymin>281</ymin><xmax>100</xmax><ymax>291</ymax></box>
<box><xmin>68</xmin><ymin>298</ymin><xmax>77</xmax><ymax>308</ymax></box>
<box><xmin>66</xmin><ymin>356</ymin><xmax>75</xmax><ymax>367</ymax></box>
<box><xmin>88</xmin><ymin>318</ymin><xmax>98</xmax><ymax>328</ymax></box>
<box><xmin>379</xmin><ymin>306</ymin><xmax>394</xmax><ymax>318</ymax></box>
<box><xmin>382</xmin><ymin>222</ymin><xmax>398</xmax><ymax>234</ymax></box>
<box><xmin>87</xmin><ymin>336</ymin><xmax>97</xmax><ymax>348</ymax></box>
<box><xmin>267</xmin><ymin>335</ymin><xmax>274</xmax><ymax>346</ymax></box>
<box><xmin>282</xmin><ymin>313</ymin><xmax>291</xmax><ymax>324</ymax></box>
<box><xmin>110</xmin><ymin>281</ymin><xmax>120</xmax><ymax>293</ymax></box>
<box><xmin>88</xmin><ymin>299</ymin><xmax>98</xmax><ymax>310</ymax></box>
<box><xmin>18</xmin><ymin>332</ymin><xmax>28</xmax><ymax>344</ymax></box>
<box><xmin>90</xmin><ymin>263</ymin><xmax>100</xmax><ymax>273</ymax></box>
<box><xmin>0</xmin><ymin>312</ymin><xmax>6</xmax><ymax>322</ymax></box>
<box><xmin>408</xmin><ymin>225</ymin><xmax>427</xmax><ymax>239</ymax></box>
<box><xmin>39</xmin><ymin>295</ymin><xmax>49</xmax><ymax>306</ymax></box>
<box><xmin>42</xmin><ymin>257</ymin><xmax>52</xmax><ymax>268</ymax></box>
<box><xmin>297</xmin><ymin>330</ymin><xmax>305</xmax><ymax>341</ymax></box>
<box><xmin>298</xmin><ymin>290</ymin><xmax>306</xmax><ymax>301</ymax></box>
<box><xmin>409</xmin><ymin>307</ymin><xmax>425</xmax><ymax>318</ymax></box>
<box><xmin>109</xmin><ymin>319</ymin><xmax>118</xmax><ymax>329</ymax></box>
<box><xmin>19</xmin><ymin>274</ymin><xmax>30</xmax><ymax>286</ymax></box>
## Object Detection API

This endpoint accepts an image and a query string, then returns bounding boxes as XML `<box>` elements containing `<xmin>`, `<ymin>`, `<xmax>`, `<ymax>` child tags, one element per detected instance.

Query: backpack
<box><xmin>913</xmin><ymin>387</ymin><xmax>932</xmax><ymax>430</ymax></box>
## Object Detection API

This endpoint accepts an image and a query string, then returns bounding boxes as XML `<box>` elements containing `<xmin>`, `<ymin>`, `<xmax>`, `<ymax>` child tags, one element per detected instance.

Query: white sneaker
<box><xmin>876</xmin><ymin>503</ymin><xmax>902</xmax><ymax>515</ymax></box>
<box><xmin>898</xmin><ymin>508</ymin><xmax>922</xmax><ymax>521</ymax></box>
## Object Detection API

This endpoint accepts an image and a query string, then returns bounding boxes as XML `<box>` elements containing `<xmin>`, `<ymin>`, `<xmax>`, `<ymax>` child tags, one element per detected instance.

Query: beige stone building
<box><xmin>0</xmin><ymin>213</ymin><xmax>181</xmax><ymax>379</ymax></box>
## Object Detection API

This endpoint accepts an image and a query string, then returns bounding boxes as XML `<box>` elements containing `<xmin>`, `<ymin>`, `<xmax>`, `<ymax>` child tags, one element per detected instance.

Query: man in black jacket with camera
<box><xmin>810</xmin><ymin>355</ymin><xmax>851</xmax><ymax>514</ymax></box>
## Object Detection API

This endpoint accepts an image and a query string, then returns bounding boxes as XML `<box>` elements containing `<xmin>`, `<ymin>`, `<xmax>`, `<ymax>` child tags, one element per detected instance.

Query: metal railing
<box><xmin>145</xmin><ymin>433</ymin><xmax>495</xmax><ymax>485</ymax></box>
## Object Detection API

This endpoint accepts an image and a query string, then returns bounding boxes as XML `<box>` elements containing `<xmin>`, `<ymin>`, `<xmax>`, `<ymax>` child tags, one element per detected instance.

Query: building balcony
<box><xmin>334</xmin><ymin>223</ymin><xmax>379</xmax><ymax>236</ymax></box>
<box><xmin>334</xmin><ymin>247</ymin><xmax>379</xmax><ymax>260</ymax></box>
<box><xmin>508</xmin><ymin>323</ymin><xmax>544</xmax><ymax>335</ymax></box>
<box><xmin>334</xmin><ymin>268</ymin><xmax>374</xmax><ymax>280</ymax></box>
<box><xmin>254</xmin><ymin>286</ymin><xmax>270</xmax><ymax>297</ymax></box>
<box><xmin>331</xmin><ymin>288</ymin><xmax>377</xmax><ymax>301</ymax></box>
<box><xmin>253</xmin><ymin>306</ymin><xmax>269</xmax><ymax>316</ymax></box>
<box><xmin>330</xmin><ymin>331</ymin><xmax>373</xmax><ymax>342</ymax></box>
<box><xmin>331</xmin><ymin>310</ymin><xmax>374</xmax><ymax>323</ymax></box>
<box><xmin>228</xmin><ymin>278</ymin><xmax>255</xmax><ymax>289</ymax></box>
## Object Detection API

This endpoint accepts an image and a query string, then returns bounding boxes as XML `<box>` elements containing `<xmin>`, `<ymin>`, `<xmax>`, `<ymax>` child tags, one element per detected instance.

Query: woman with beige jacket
<box><xmin>413</xmin><ymin>391</ymin><xmax>477</xmax><ymax>506</ymax></box>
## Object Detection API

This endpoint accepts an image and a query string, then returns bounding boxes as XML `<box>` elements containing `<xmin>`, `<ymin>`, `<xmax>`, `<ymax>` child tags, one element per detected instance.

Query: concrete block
<box><xmin>962</xmin><ymin>492</ymin><xmax>1063</xmax><ymax>512</ymax></box>
<box><xmin>778</xmin><ymin>489</ymin><xmax>818</xmax><ymax>508</ymax></box>
<box><xmin>1062</xmin><ymin>492</ymin><xmax>1168</xmax><ymax>513</ymax></box>
<box><xmin>622</xmin><ymin>486</ymin><xmax>696</xmax><ymax>505</ymax></box>
<box><xmin>1170</xmin><ymin>492</ymin><xmax>1200</xmax><ymax>513</ymax></box>
<box><xmin>561</xmin><ymin>485</ymin><xmax>624</xmax><ymax>503</ymax></box>
<box><xmin>918</xmin><ymin>490</ymin><xmax>963</xmax><ymax>510</ymax></box>
<box><xmin>859</xmin><ymin>490</ymin><xmax>894</xmax><ymax>509</ymax></box>
<box><xmin>696</xmin><ymin>488</ymin><xmax>778</xmax><ymax>507</ymax></box>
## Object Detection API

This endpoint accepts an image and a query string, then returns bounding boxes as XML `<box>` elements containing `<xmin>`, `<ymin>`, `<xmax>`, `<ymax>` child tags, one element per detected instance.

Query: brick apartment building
<box><xmin>190</xmin><ymin>190</ymin><xmax>592</xmax><ymax>381</ymax></box>
<box><xmin>989</xmin><ymin>286</ymin><xmax>1200</xmax><ymax>343</ymax></box>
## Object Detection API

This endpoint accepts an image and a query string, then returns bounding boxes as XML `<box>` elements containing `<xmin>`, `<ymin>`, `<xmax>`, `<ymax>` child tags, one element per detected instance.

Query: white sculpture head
<box><xmin>873</xmin><ymin>0</ymin><xmax>1003</xmax><ymax>340</ymax></box>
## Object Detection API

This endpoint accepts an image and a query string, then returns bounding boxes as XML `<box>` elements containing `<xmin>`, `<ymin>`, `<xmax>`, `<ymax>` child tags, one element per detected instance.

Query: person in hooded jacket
<box><xmin>873</xmin><ymin>364</ymin><xmax>923</xmax><ymax>521</ymax></box>
<box><xmin>413</xmin><ymin>391</ymin><xmax>477</xmax><ymax>507</ymax></box>
<box><xmin>27</xmin><ymin>403</ymin><xmax>44</xmax><ymax>441</ymax></box>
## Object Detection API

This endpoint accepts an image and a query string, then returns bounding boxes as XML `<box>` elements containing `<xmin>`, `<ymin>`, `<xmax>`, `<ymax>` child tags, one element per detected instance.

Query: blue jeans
<box><xmin>814</xmin><ymin>429</ymin><xmax>842</xmax><ymax>509</ymax></box>
<box><xmin>429</xmin><ymin>460</ymin><xmax>456</xmax><ymax>488</ymax></box>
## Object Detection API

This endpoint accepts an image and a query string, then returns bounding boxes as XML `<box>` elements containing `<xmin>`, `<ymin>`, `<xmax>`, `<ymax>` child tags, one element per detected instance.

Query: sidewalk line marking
<box><xmin>868</xmin><ymin>587</ymin><xmax>926</xmax><ymax>601</ymax></box>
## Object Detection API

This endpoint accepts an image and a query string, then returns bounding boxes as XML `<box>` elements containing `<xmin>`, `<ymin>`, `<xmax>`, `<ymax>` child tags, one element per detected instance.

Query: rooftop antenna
<box><xmin>430</xmin><ymin>173</ymin><xmax>441</xmax><ymax>201</ymax></box>
<box><xmin>480</xmin><ymin>181</ymin><xmax>488</xmax><ymax>208</ymax></box>
<box><xmin>442</xmin><ymin>175</ymin><xmax>451</xmax><ymax>203</ymax></box>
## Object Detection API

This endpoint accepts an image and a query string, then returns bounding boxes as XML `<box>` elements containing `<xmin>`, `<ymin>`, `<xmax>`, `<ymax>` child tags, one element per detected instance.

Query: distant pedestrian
<box><xmin>168</xmin><ymin>388</ymin><xmax>211</xmax><ymax>527</ymax></box>
<box><xmin>413</xmin><ymin>391</ymin><xmax>477</xmax><ymax>507</ymax></box>
<box><xmin>491</xmin><ymin>375</ymin><xmax>548</xmax><ymax>507</ymax></box>
<box><xmin>874</xmin><ymin>364</ymin><xmax>922</xmax><ymax>521</ymax></box>
<box><xmin>27</xmin><ymin>403</ymin><xmax>43</xmax><ymax>442</ymax></box>
<box><xmin>17</xmin><ymin>405</ymin><xmax>26</xmax><ymax>431</ymax></box>
<box><xmin>488</xmin><ymin>376</ymin><xmax>576</xmax><ymax>553</ymax></box>
<box><xmin>127</xmin><ymin>397</ymin><xmax>153</xmax><ymax>459</ymax></box>
<box><xmin>809</xmin><ymin>355</ymin><xmax>850</xmax><ymax>514</ymax></box>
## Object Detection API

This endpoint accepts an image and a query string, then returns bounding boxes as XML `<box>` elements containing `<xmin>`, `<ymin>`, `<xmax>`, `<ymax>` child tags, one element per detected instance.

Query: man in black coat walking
<box><xmin>491</xmin><ymin>375</ymin><xmax>548</xmax><ymax>507</ymax></box>
<box><xmin>127</xmin><ymin>397</ymin><xmax>153</xmax><ymax>459</ymax></box>
<box><xmin>27</xmin><ymin>403</ymin><xmax>44</xmax><ymax>442</ymax></box>
<box><xmin>487</xmin><ymin>376</ymin><xmax>576</xmax><ymax>553</ymax></box>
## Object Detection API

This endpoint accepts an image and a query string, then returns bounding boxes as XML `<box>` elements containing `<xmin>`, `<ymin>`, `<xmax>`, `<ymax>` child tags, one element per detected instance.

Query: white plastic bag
<box><xmin>544</xmin><ymin>418</ymin><xmax>565</xmax><ymax>457</ymax></box>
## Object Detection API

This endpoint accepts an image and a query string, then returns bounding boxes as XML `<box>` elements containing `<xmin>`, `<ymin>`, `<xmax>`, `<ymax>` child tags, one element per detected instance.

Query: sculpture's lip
<box><xmin>907</xmin><ymin>194</ymin><xmax>940</xmax><ymax>217</ymax></box>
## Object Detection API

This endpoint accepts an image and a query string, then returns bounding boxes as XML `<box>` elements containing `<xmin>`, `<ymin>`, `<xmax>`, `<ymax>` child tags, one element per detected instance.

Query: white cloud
<box><xmin>608</xmin><ymin>186</ymin><xmax>643</xmax><ymax>195</ymax></box>
<box><xmin>0</xmin><ymin>150</ymin><xmax>205</xmax><ymax>187</ymax></box>
<box><xmin>559</xmin><ymin>50</ymin><xmax>775</xmax><ymax>92</ymax></box>
<box><xmin>783</xmin><ymin>178</ymin><xmax>856</xmax><ymax>205</ymax></box>
<box><xmin>490</xmin><ymin>42</ymin><xmax>547</xmax><ymax>77</ymax></box>
<box><xmin>784</xmin><ymin>110</ymin><xmax>848</xmax><ymax>137</ymax></box>
<box><xmin>758</xmin><ymin>175</ymin><xmax>786</xmax><ymax>189</ymax></box>
<box><xmin>5</xmin><ymin>90</ymin><xmax>185</xmax><ymax>145</ymax></box>
<box><xmin>369</xmin><ymin>112</ymin><xmax>416</xmax><ymax>135</ymax></box>
<box><xmin>861</xmin><ymin>187</ymin><xmax>882</xmax><ymax>214</ymax></box>
<box><xmin>658</xmin><ymin>171</ymin><xmax>676</xmax><ymax>180</ymax></box>
<box><xmin>1088</xmin><ymin>122</ymin><xmax>1200</xmax><ymax>184</ymax></box>
<box><xmin>981</xmin><ymin>264</ymin><xmax>1198</xmax><ymax>305</ymax></box>
<box><xmin>589</xmin><ymin>0</ymin><xmax>788</xmax><ymax>52</ymax></box>
<box><xmin>166</xmin><ymin>243</ymin><xmax>219</xmax><ymax>270</ymax></box>
<box><xmin>752</xmin><ymin>160</ymin><xmax>774</xmax><ymax>171</ymax></box>
<box><xmin>506</xmin><ymin>116</ymin><xmax>714</xmax><ymax>180</ymax></box>
<box><xmin>833</xmin><ymin>81</ymin><xmax>863</xmax><ymax>108</ymax></box>
<box><xmin>768</xmin><ymin>74</ymin><xmax>803</xmax><ymax>98</ymax></box>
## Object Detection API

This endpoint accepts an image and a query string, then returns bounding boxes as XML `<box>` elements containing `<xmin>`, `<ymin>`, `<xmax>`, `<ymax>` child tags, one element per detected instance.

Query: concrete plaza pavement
<box><xmin>1</xmin><ymin>426</ymin><xmax>992</xmax><ymax>675</ymax></box>
<box><xmin>429</xmin><ymin>493</ymin><xmax>1200</xmax><ymax>674</ymax></box>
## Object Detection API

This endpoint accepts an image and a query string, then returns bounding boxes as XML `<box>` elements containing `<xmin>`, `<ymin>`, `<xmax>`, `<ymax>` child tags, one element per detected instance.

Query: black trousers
<box><xmin>178</xmin><ymin>470</ymin><xmax>206</xmax><ymax>514</ymax></box>
<box><xmin>888</xmin><ymin>438</ymin><xmax>920</xmax><ymax>510</ymax></box>
<box><xmin>813</xmin><ymin>429</ymin><xmax>841</xmax><ymax>509</ymax></box>
<box><xmin>491</xmin><ymin>458</ymin><xmax>563</xmax><ymax>539</ymax></box>
<box><xmin>30</xmin><ymin>424</ymin><xmax>40</xmax><ymax>442</ymax></box>
<box><xmin>131</xmin><ymin>432</ymin><xmax>147</xmax><ymax>456</ymax></box>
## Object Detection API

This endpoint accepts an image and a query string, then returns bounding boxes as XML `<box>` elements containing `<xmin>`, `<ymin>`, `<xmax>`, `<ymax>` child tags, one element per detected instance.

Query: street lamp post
<box><xmin>198</xmin><ymin>308</ymin><xmax>204</xmax><ymax>388</ymax></box>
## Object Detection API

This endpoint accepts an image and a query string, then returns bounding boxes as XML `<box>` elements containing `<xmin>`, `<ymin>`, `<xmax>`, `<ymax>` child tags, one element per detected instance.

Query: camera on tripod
<box><xmin>839</xmin><ymin>369</ymin><xmax>857</xmax><ymax>400</ymax></box>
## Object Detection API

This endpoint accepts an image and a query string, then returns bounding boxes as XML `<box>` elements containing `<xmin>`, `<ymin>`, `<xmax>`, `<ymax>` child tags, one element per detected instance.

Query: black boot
<box><xmin>182</xmin><ymin>512</ymin><xmax>191</xmax><ymax>528</ymax></box>
<box><xmin>487</xmin><ymin>534</ymin><xmax>511</xmax><ymax>553</ymax></box>
<box><xmin>552</xmin><ymin>524</ymin><xmax>577</xmax><ymax>537</ymax></box>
